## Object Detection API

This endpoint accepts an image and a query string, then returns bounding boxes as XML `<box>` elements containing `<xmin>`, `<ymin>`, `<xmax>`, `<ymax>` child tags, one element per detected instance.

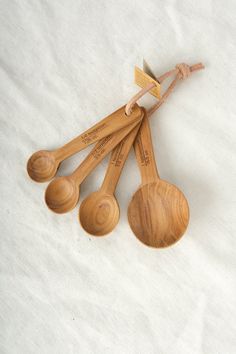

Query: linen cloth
<box><xmin>0</xmin><ymin>1</ymin><xmax>236</xmax><ymax>353</ymax></box>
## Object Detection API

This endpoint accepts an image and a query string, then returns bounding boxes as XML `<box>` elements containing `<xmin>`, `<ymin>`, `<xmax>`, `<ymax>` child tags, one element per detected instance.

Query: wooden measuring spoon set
<box><xmin>27</xmin><ymin>61</ymin><xmax>204</xmax><ymax>248</ymax></box>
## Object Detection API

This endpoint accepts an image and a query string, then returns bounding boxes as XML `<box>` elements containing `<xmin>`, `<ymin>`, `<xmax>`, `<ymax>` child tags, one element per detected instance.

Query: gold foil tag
<box><xmin>134</xmin><ymin>61</ymin><xmax>161</xmax><ymax>99</ymax></box>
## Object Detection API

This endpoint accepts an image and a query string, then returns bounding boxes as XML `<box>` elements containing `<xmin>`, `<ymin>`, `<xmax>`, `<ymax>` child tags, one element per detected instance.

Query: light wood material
<box><xmin>127</xmin><ymin>110</ymin><xmax>189</xmax><ymax>248</ymax></box>
<box><xmin>134</xmin><ymin>66</ymin><xmax>161</xmax><ymax>99</ymax></box>
<box><xmin>27</xmin><ymin>104</ymin><xmax>143</xmax><ymax>182</ymax></box>
<box><xmin>79</xmin><ymin>119</ymin><xmax>142</xmax><ymax>236</ymax></box>
<box><xmin>45</xmin><ymin>110</ymin><xmax>144</xmax><ymax>214</ymax></box>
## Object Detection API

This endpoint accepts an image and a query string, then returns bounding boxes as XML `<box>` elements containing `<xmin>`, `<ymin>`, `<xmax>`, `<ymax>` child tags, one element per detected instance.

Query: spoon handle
<box><xmin>71</xmin><ymin>113</ymin><xmax>144</xmax><ymax>185</ymax></box>
<box><xmin>100</xmin><ymin>120</ymin><xmax>142</xmax><ymax>195</ymax></box>
<box><xmin>133</xmin><ymin>109</ymin><xmax>159</xmax><ymax>184</ymax></box>
<box><xmin>54</xmin><ymin>104</ymin><xmax>143</xmax><ymax>161</ymax></box>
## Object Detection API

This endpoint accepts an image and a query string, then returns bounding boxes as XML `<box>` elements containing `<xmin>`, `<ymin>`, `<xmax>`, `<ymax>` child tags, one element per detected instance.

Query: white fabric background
<box><xmin>0</xmin><ymin>1</ymin><xmax>236</xmax><ymax>353</ymax></box>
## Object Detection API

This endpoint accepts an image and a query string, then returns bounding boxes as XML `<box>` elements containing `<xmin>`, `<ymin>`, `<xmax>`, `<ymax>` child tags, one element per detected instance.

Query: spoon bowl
<box><xmin>27</xmin><ymin>150</ymin><xmax>58</xmax><ymax>182</ymax></box>
<box><xmin>45</xmin><ymin>177</ymin><xmax>79</xmax><ymax>214</ymax></box>
<box><xmin>128</xmin><ymin>180</ymin><xmax>189</xmax><ymax>248</ymax></box>
<box><xmin>78</xmin><ymin>122</ymin><xmax>142</xmax><ymax>236</ymax></box>
<box><xmin>79</xmin><ymin>191</ymin><xmax>120</xmax><ymax>236</ymax></box>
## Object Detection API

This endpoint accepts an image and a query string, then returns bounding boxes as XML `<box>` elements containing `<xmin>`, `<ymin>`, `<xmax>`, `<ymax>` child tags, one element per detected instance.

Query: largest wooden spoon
<box><xmin>127</xmin><ymin>110</ymin><xmax>189</xmax><ymax>248</ymax></box>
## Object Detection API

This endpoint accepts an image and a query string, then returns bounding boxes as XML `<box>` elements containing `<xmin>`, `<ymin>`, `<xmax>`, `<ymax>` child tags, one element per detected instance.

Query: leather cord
<box><xmin>125</xmin><ymin>62</ymin><xmax>204</xmax><ymax>116</ymax></box>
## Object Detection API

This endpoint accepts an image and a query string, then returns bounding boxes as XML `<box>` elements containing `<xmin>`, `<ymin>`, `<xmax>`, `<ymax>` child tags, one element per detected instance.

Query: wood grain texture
<box><xmin>133</xmin><ymin>114</ymin><xmax>159</xmax><ymax>184</ymax></box>
<box><xmin>45</xmin><ymin>111</ymin><xmax>144</xmax><ymax>214</ymax></box>
<box><xmin>128</xmin><ymin>181</ymin><xmax>189</xmax><ymax>248</ymax></box>
<box><xmin>79</xmin><ymin>121</ymin><xmax>142</xmax><ymax>236</ymax></box>
<box><xmin>27</xmin><ymin>104</ymin><xmax>143</xmax><ymax>182</ymax></box>
<box><xmin>100</xmin><ymin>120</ymin><xmax>142</xmax><ymax>195</ymax></box>
<box><xmin>128</xmin><ymin>109</ymin><xmax>190</xmax><ymax>248</ymax></box>
<box><xmin>79</xmin><ymin>192</ymin><xmax>120</xmax><ymax>236</ymax></box>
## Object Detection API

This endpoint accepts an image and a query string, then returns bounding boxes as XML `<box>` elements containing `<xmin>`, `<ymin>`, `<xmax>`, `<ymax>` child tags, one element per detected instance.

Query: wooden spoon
<box><xmin>27</xmin><ymin>104</ymin><xmax>143</xmax><ymax>182</ymax></box>
<box><xmin>79</xmin><ymin>120</ymin><xmax>142</xmax><ymax>236</ymax></box>
<box><xmin>45</xmin><ymin>112</ymin><xmax>144</xmax><ymax>214</ymax></box>
<box><xmin>127</xmin><ymin>110</ymin><xmax>189</xmax><ymax>248</ymax></box>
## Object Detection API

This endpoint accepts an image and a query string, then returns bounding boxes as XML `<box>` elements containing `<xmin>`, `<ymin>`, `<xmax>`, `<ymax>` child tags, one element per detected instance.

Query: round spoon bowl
<box><xmin>27</xmin><ymin>150</ymin><xmax>58</xmax><ymax>182</ymax></box>
<box><xmin>128</xmin><ymin>180</ymin><xmax>189</xmax><ymax>248</ymax></box>
<box><xmin>45</xmin><ymin>176</ymin><xmax>79</xmax><ymax>214</ymax></box>
<box><xmin>79</xmin><ymin>191</ymin><xmax>120</xmax><ymax>236</ymax></box>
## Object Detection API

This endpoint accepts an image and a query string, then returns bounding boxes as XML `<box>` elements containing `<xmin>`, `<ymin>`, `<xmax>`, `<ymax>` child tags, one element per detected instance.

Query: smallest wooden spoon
<box><xmin>79</xmin><ymin>121</ymin><xmax>142</xmax><ymax>236</ymax></box>
<box><xmin>27</xmin><ymin>104</ymin><xmax>143</xmax><ymax>182</ymax></box>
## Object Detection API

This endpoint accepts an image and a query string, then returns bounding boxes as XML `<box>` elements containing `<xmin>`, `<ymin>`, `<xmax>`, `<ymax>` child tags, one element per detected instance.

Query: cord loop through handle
<box><xmin>125</xmin><ymin>62</ymin><xmax>204</xmax><ymax>116</ymax></box>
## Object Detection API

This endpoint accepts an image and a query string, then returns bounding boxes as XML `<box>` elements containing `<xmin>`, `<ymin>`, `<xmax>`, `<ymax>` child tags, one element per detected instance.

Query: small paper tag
<box><xmin>134</xmin><ymin>65</ymin><xmax>161</xmax><ymax>99</ymax></box>
<box><xmin>143</xmin><ymin>59</ymin><xmax>157</xmax><ymax>80</ymax></box>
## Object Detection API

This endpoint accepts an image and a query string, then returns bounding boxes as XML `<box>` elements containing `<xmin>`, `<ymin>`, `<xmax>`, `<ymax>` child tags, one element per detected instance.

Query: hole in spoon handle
<box><xmin>134</xmin><ymin>109</ymin><xmax>159</xmax><ymax>184</ymax></box>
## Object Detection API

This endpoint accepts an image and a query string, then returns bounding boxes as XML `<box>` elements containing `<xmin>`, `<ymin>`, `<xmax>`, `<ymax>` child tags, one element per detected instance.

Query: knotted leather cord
<box><xmin>125</xmin><ymin>62</ymin><xmax>204</xmax><ymax>116</ymax></box>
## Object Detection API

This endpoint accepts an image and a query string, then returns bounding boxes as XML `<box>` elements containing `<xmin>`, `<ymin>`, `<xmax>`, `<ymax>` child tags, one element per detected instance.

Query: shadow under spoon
<box><xmin>79</xmin><ymin>120</ymin><xmax>142</xmax><ymax>236</ymax></box>
<box><xmin>127</xmin><ymin>110</ymin><xmax>190</xmax><ymax>248</ymax></box>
